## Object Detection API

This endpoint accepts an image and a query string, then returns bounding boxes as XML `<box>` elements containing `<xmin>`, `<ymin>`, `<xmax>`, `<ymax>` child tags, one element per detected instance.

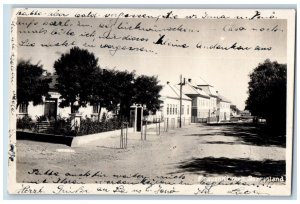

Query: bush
<box><xmin>46</xmin><ymin>116</ymin><xmax>73</xmax><ymax>136</ymax></box>
<box><xmin>77</xmin><ymin>117</ymin><xmax>123</xmax><ymax>136</ymax></box>
<box><xmin>17</xmin><ymin>115</ymin><xmax>34</xmax><ymax>131</ymax></box>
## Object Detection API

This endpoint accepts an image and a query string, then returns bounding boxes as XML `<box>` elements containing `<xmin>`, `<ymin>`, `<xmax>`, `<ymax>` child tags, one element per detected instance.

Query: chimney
<box><xmin>166</xmin><ymin>81</ymin><xmax>170</xmax><ymax>84</ymax></box>
<box><xmin>188</xmin><ymin>78</ymin><xmax>191</xmax><ymax>83</ymax></box>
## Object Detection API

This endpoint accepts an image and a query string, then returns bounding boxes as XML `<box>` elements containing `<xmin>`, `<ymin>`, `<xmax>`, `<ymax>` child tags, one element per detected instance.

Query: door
<box><xmin>44</xmin><ymin>99</ymin><xmax>57</xmax><ymax>120</ymax></box>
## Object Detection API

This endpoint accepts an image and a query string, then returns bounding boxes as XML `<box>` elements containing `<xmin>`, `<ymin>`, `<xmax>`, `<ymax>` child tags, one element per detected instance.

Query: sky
<box><xmin>16</xmin><ymin>16</ymin><xmax>287</xmax><ymax>110</ymax></box>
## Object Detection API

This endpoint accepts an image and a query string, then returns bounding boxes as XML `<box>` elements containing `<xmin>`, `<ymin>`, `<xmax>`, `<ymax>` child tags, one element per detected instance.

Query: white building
<box><xmin>197</xmin><ymin>84</ymin><xmax>219</xmax><ymax>122</ymax></box>
<box><xmin>159</xmin><ymin>82</ymin><xmax>192</xmax><ymax>128</ymax></box>
<box><xmin>216</xmin><ymin>93</ymin><xmax>231</xmax><ymax>122</ymax></box>
<box><xmin>177</xmin><ymin>80</ymin><xmax>210</xmax><ymax>123</ymax></box>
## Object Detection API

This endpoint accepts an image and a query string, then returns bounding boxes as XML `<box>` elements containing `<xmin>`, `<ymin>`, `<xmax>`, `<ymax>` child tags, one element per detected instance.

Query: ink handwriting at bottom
<box><xmin>227</xmin><ymin>187</ymin><xmax>270</xmax><ymax>195</ymax></box>
<box><xmin>154</xmin><ymin>185</ymin><xmax>179</xmax><ymax>194</ymax></box>
<box><xmin>113</xmin><ymin>185</ymin><xmax>127</xmax><ymax>193</ymax></box>
<box><xmin>194</xmin><ymin>184</ymin><xmax>215</xmax><ymax>195</ymax></box>
<box><xmin>52</xmin><ymin>185</ymin><xmax>88</xmax><ymax>194</ymax></box>
<box><xmin>17</xmin><ymin>185</ymin><xmax>45</xmax><ymax>194</ymax></box>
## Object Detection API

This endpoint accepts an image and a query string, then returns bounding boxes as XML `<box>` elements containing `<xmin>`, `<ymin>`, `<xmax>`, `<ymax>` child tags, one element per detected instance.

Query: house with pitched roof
<box><xmin>196</xmin><ymin>84</ymin><xmax>219</xmax><ymax>123</ymax></box>
<box><xmin>176</xmin><ymin>79</ymin><xmax>210</xmax><ymax>123</ymax></box>
<box><xmin>159</xmin><ymin>82</ymin><xmax>192</xmax><ymax>127</ymax></box>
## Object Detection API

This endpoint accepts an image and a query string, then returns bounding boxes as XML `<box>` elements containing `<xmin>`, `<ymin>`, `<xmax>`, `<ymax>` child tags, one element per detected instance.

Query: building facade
<box><xmin>159</xmin><ymin>82</ymin><xmax>192</xmax><ymax>128</ymax></box>
<box><xmin>216</xmin><ymin>93</ymin><xmax>231</xmax><ymax>122</ymax></box>
<box><xmin>178</xmin><ymin>81</ymin><xmax>210</xmax><ymax>123</ymax></box>
<box><xmin>197</xmin><ymin>84</ymin><xmax>219</xmax><ymax>122</ymax></box>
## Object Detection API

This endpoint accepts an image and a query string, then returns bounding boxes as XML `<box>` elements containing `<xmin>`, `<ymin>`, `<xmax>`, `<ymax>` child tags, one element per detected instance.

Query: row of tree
<box><xmin>17</xmin><ymin>47</ymin><xmax>163</xmax><ymax>121</ymax></box>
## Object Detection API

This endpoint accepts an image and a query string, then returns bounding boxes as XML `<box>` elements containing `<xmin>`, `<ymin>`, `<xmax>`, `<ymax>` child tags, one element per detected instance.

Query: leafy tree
<box><xmin>113</xmin><ymin>70</ymin><xmax>136</xmax><ymax>121</ymax></box>
<box><xmin>17</xmin><ymin>60</ymin><xmax>52</xmax><ymax>107</ymax></box>
<box><xmin>54</xmin><ymin>47</ymin><xmax>100</xmax><ymax>113</ymax></box>
<box><xmin>90</xmin><ymin>69</ymin><xmax>120</xmax><ymax>121</ymax></box>
<box><xmin>133</xmin><ymin>75</ymin><xmax>162</xmax><ymax>115</ymax></box>
<box><xmin>245</xmin><ymin>59</ymin><xmax>287</xmax><ymax>133</ymax></box>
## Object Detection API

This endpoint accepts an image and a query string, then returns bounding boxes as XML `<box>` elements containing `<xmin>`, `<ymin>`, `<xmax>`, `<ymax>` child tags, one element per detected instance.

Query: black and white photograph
<box><xmin>8</xmin><ymin>8</ymin><xmax>295</xmax><ymax>195</ymax></box>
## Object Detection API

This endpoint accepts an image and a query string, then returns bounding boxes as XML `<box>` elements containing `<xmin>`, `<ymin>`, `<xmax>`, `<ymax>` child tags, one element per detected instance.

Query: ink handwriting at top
<box><xmin>75</xmin><ymin>11</ymin><xmax>97</xmax><ymax>18</ymax></box>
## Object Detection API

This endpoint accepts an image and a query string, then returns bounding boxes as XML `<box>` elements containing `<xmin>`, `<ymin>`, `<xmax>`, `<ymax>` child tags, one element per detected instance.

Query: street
<box><xmin>16</xmin><ymin>123</ymin><xmax>286</xmax><ymax>185</ymax></box>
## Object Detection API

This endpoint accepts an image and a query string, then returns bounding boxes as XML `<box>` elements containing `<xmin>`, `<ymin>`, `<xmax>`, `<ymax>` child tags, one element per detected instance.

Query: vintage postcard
<box><xmin>8</xmin><ymin>8</ymin><xmax>295</xmax><ymax>195</ymax></box>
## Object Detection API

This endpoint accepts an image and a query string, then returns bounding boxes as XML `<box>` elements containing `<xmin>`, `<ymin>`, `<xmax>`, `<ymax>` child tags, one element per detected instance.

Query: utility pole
<box><xmin>179</xmin><ymin>75</ymin><xmax>185</xmax><ymax>128</ymax></box>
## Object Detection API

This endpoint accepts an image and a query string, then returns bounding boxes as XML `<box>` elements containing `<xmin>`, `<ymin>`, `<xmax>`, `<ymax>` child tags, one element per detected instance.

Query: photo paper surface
<box><xmin>8</xmin><ymin>8</ymin><xmax>295</xmax><ymax>195</ymax></box>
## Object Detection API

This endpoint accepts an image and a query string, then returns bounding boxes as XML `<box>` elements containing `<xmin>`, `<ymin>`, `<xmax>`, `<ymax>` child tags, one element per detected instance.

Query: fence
<box><xmin>141</xmin><ymin>119</ymin><xmax>162</xmax><ymax>140</ymax></box>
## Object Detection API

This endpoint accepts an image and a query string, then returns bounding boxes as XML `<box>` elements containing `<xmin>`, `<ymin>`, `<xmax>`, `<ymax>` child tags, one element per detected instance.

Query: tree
<box><xmin>54</xmin><ymin>47</ymin><xmax>100</xmax><ymax>113</ymax></box>
<box><xmin>17</xmin><ymin>60</ymin><xmax>52</xmax><ymax>107</ymax></box>
<box><xmin>113</xmin><ymin>70</ymin><xmax>136</xmax><ymax>120</ymax></box>
<box><xmin>90</xmin><ymin>69</ymin><xmax>120</xmax><ymax>121</ymax></box>
<box><xmin>245</xmin><ymin>59</ymin><xmax>287</xmax><ymax>133</ymax></box>
<box><xmin>133</xmin><ymin>75</ymin><xmax>162</xmax><ymax>115</ymax></box>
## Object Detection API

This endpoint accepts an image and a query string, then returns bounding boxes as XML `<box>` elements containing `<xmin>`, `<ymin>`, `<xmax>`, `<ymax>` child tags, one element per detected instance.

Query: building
<box><xmin>159</xmin><ymin>82</ymin><xmax>192</xmax><ymax>128</ymax></box>
<box><xmin>216</xmin><ymin>93</ymin><xmax>231</xmax><ymax>122</ymax></box>
<box><xmin>230</xmin><ymin>105</ymin><xmax>240</xmax><ymax>116</ymax></box>
<box><xmin>176</xmin><ymin>79</ymin><xmax>210</xmax><ymax>123</ymax></box>
<box><xmin>197</xmin><ymin>84</ymin><xmax>219</xmax><ymax>122</ymax></box>
<box><xmin>17</xmin><ymin>74</ymin><xmax>109</xmax><ymax>121</ymax></box>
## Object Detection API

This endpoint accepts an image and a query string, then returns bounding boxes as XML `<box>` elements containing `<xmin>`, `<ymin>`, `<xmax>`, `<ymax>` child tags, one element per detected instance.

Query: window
<box><xmin>175</xmin><ymin>105</ymin><xmax>177</xmax><ymax>115</ymax></box>
<box><xmin>19</xmin><ymin>103</ymin><xmax>28</xmax><ymax>114</ymax></box>
<box><xmin>167</xmin><ymin>104</ymin><xmax>169</xmax><ymax>115</ymax></box>
<box><xmin>182</xmin><ymin>105</ymin><xmax>184</xmax><ymax>115</ymax></box>
<box><xmin>187</xmin><ymin>105</ymin><xmax>189</xmax><ymax>115</ymax></box>
<box><xmin>172</xmin><ymin>104</ymin><xmax>175</xmax><ymax>115</ymax></box>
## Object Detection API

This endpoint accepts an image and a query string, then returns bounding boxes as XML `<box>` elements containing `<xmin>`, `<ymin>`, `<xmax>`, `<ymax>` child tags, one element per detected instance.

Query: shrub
<box><xmin>76</xmin><ymin>117</ymin><xmax>123</xmax><ymax>136</ymax></box>
<box><xmin>17</xmin><ymin>115</ymin><xmax>34</xmax><ymax>131</ymax></box>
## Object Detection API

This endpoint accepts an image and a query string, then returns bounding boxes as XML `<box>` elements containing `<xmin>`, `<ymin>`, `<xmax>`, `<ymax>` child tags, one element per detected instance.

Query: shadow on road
<box><xmin>185</xmin><ymin>123</ymin><xmax>286</xmax><ymax>147</ymax></box>
<box><xmin>175</xmin><ymin>157</ymin><xmax>286</xmax><ymax>178</ymax></box>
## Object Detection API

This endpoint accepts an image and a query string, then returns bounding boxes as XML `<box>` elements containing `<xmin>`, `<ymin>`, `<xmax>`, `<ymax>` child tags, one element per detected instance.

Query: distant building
<box><xmin>240</xmin><ymin>110</ymin><xmax>251</xmax><ymax>116</ymax></box>
<box><xmin>159</xmin><ymin>82</ymin><xmax>192</xmax><ymax>127</ymax></box>
<box><xmin>230</xmin><ymin>105</ymin><xmax>240</xmax><ymax>116</ymax></box>
<box><xmin>216</xmin><ymin>93</ymin><xmax>231</xmax><ymax>122</ymax></box>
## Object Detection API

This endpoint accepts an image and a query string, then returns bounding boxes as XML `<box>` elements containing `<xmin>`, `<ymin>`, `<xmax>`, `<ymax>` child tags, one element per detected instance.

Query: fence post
<box><xmin>144</xmin><ymin>119</ymin><xmax>147</xmax><ymax>140</ymax></box>
<box><xmin>159</xmin><ymin>119</ymin><xmax>161</xmax><ymax>135</ymax></box>
<box><xmin>156</xmin><ymin>119</ymin><xmax>158</xmax><ymax>135</ymax></box>
<box><xmin>120</xmin><ymin>123</ymin><xmax>123</xmax><ymax>148</ymax></box>
<box><xmin>125</xmin><ymin>122</ymin><xmax>128</xmax><ymax>148</ymax></box>
<box><xmin>141</xmin><ymin>122</ymin><xmax>143</xmax><ymax>140</ymax></box>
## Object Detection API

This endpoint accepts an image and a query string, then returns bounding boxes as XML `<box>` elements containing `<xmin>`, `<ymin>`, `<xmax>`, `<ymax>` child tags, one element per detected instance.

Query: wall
<box><xmin>162</xmin><ymin>97</ymin><xmax>191</xmax><ymax>127</ymax></box>
<box><xmin>218</xmin><ymin>101</ymin><xmax>231</xmax><ymax>121</ymax></box>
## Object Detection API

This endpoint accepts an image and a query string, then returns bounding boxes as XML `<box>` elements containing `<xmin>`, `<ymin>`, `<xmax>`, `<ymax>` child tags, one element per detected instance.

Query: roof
<box><xmin>195</xmin><ymin>77</ymin><xmax>210</xmax><ymax>86</ymax></box>
<box><xmin>175</xmin><ymin>83</ymin><xmax>210</xmax><ymax>99</ymax></box>
<box><xmin>160</xmin><ymin>83</ymin><xmax>191</xmax><ymax>101</ymax></box>
<box><xmin>197</xmin><ymin>85</ymin><xmax>219</xmax><ymax>97</ymax></box>
<box><xmin>217</xmin><ymin>93</ymin><xmax>231</xmax><ymax>103</ymax></box>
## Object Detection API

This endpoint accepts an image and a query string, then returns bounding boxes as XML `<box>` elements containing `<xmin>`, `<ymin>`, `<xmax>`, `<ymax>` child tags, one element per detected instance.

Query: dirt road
<box><xmin>16</xmin><ymin>123</ymin><xmax>286</xmax><ymax>185</ymax></box>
